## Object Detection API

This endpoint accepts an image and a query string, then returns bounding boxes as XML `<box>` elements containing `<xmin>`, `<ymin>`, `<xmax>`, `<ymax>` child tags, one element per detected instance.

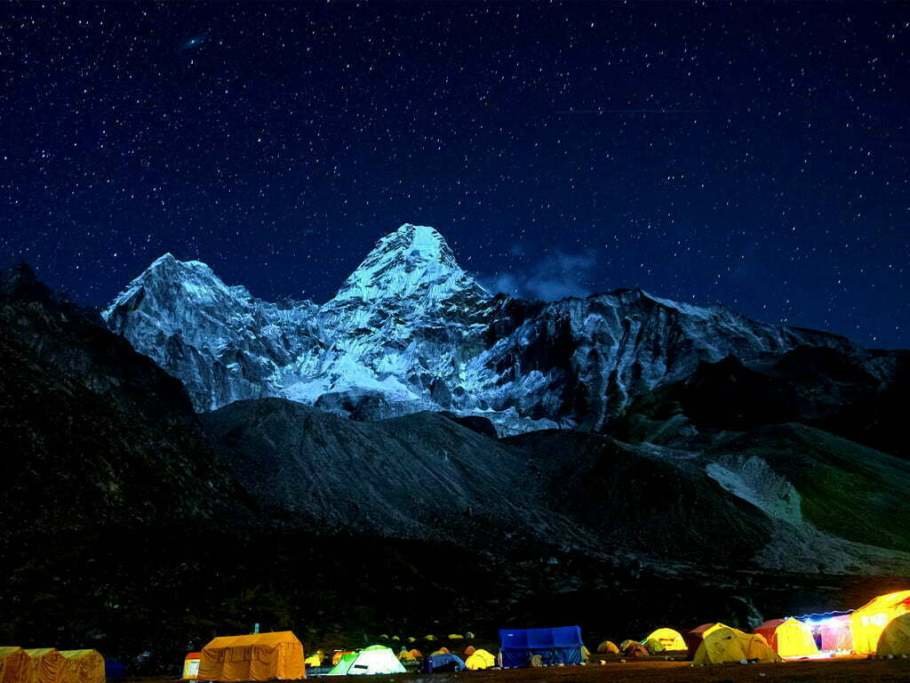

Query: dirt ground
<box><xmin>400</xmin><ymin>657</ymin><xmax>910</xmax><ymax>682</ymax></box>
<box><xmin>130</xmin><ymin>657</ymin><xmax>910</xmax><ymax>683</ymax></box>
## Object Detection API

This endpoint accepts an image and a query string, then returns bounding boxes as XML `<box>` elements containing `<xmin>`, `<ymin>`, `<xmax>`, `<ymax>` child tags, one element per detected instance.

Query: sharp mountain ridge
<box><xmin>103</xmin><ymin>223</ymin><xmax>860</xmax><ymax>433</ymax></box>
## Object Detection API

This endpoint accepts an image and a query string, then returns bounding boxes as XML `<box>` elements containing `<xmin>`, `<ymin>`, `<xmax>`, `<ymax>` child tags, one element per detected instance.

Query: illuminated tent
<box><xmin>464</xmin><ymin>650</ymin><xmax>495</xmax><ymax>671</ymax></box>
<box><xmin>199</xmin><ymin>632</ymin><xmax>305</xmax><ymax>681</ymax></box>
<box><xmin>754</xmin><ymin>618</ymin><xmax>818</xmax><ymax>658</ymax></box>
<box><xmin>684</xmin><ymin>623</ymin><xmax>726</xmax><ymax>658</ymax></box>
<box><xmin>818</xmin><ymin>615</ymin><xmax>852</xmax><ymax>652</ymax></box>
<box><xmin>182</xmin><ymin>652</ymin><xmax>201</xmax><ymax>681</ymax></box>
<box><xmin>850</xmin><ymin>590</ymin><xmax>910</xmax><ymax>654</ymax></box>
<box><xmin>693</xmin><ymin>627</ymin><xmax>780</xmax><ymax>665</ymax></box>
<box><xmin>327</xmin><ymin>646</ymin><xmax>405</xmax><ymax>676</ymax></box>
<box><xmin>643</xmin><ymin>628</ymin><xmax>687</xmax><ymax>654</ymax></box>
<box><xmin>1</xmin><ymin>648</ymin><xmax>28</xmax><ymax>683</ymax></box>
<box><xmin>595</xmin><ymin>641</ymin><xmax>619</xmax><ymax>655</ymax></box>
<box><xmin>877</xmin><ymin>613</ymin><xmax>910</xmax><ymax>657</ymax></box>
<box><xmin>303</xmin><ymin>651</ymin><xmax>324</xmax><ymax>668</ymax></box>
<box><xmin>58</xmin><ymin>651</ymin><xmax>105</xmax><ymax>683</ymax></box>
<box><xmin>499</xmin><ymin>626</ymin><xmax>584</xmax><ymax>668</ymax></box>
<box><xmin>24</xmin><ymin>649</ymin><xmax>65</xmax><ymax>683</ymax></box>
<box><xmin>396</xmin><ymin>649</ymin><xmax>414</xmax><ymax>663</ymax></box>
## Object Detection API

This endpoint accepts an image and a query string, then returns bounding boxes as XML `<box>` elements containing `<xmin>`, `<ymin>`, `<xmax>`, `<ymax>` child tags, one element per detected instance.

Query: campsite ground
<box><xmin>129</xmin><ymin>657</ymin><xmax>910</xmax><ymax>683</ymax></box>
<box><xmin>407</xmin><ymin>657</ymin><xmax>910</xmax><ymax>682</ymax></box>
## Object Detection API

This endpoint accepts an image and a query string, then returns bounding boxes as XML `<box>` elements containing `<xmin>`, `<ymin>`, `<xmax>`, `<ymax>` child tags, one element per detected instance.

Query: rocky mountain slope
<box><xmin>103</xmin><ymin>224</ymin><xmax>855</xmax><ymax>433</ymax></box>
<box><xmin>201</xmin><ymin>399</ymin><xmax>571</xmax><ymax>544</ymax></box>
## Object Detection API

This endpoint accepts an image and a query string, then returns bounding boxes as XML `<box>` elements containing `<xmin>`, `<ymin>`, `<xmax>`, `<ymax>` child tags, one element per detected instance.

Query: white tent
<box><xmin>327</xmin><ymin>646</ymin><xmax>405</xmax><ymax>676</ymax></box>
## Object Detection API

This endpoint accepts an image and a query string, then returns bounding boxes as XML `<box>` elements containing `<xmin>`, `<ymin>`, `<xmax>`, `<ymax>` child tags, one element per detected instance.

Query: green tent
<box><xmin>327</xmin><ymin>646</ymin><xmax>405</xmax><ymax>676</ymax></box>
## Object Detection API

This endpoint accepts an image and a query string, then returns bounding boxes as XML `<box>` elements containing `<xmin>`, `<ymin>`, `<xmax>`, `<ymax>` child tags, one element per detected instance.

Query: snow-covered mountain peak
<box><xmin>331</xmin><ymin>223</ymin><xmax>488</xmax><ymax>306</ymax></box>
<box><xmin>103</xmin><ymin>253</ymin><xmax>247</xmax><ymax>320</ymax></box>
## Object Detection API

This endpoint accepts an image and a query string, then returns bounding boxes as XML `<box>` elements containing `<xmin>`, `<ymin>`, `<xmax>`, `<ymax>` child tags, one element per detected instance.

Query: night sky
<box><xmin>2</xmin><ymin>2</ymin><xmax>908</xmax><ymax>347</ymax></box>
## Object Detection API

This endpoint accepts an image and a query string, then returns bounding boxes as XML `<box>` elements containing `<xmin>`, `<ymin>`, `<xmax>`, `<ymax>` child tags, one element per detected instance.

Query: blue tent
<box><xmin>422</xmin><ymin>653</ymin><xmax>465</xmax><ymax>673</ymax></box>
<box><xmin>104</xmin><ymin>660</ymin><xmax>126</xmax><ymax>681</ymax></box>
<box><xmin>499</xmin><ymin>625</ymin><xmax>584</xmax><ymax>668</ymax></box>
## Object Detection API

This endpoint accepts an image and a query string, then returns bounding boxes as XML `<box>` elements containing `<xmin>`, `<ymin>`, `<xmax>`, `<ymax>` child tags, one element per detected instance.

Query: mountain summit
<box><xmin>333</xmin><ymin>223</ymin><xmax>488</xmax><ymax>305</ymax></box>
<box><xmin>104</xmin><ymin>223</ymin><xmax>856</xmax><ymax>432</ymax></box>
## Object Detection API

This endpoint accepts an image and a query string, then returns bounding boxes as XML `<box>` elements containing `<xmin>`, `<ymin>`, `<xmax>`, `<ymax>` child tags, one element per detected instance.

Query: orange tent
<box><xmin>330</xmin><ymin>651</ymin><xmax>354</xmax><ymax>667</ymax></box>
<box><xmin>58</xmin><ymin>651</ymin><xmax>104</xmax><ymax>683</ymax></box>
<box><xmin>1</xmin><ymin>648</ymin><xmax>29</xmax><ymax>683</ymax></box>
<box><xmin>24</xmin><ymin>650</ymin><xmax>65</xmax><ymax>683</ymax></box>
<box><xmin>199</xmin><ymin>632</ymin><xmax>305</xmax><ymax>681</ymax></box>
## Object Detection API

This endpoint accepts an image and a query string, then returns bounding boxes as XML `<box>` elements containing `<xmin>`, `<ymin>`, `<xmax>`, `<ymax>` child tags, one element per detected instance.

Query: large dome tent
<box><xmin>850</xmin><ymin>590</ymin><xmax>910</xmax><ymax>654</ymax></box>
<box><xmin>643</xmin><ymin>628</ymin><xmax>687</xmax><ymax>654</ymax></box>
<box><xmin>877</xmin><ymin>613</ymin><xmax>910</xmax><ymax>657</ymax></box>
<box><xmin>693</xmin><ymin>627</ymin><xmax>780</xmax><ymax>665</ymax></box>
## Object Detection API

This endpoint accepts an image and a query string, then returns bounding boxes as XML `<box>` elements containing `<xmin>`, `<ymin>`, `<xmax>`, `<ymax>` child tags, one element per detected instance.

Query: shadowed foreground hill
<box><xmin>201</xmin><ymin>399</ymin><xmax>567</xmax><ymax>543</ymax></box>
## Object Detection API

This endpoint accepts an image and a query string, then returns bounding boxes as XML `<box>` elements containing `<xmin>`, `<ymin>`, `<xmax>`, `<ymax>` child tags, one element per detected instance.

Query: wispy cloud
<box><xmin>482</xmin><ymin>251</ymin><xmax>597</xmax><ymax>301</ymax></box>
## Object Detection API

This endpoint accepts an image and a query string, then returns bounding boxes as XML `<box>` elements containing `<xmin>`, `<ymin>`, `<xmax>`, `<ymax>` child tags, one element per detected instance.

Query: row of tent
<box><xmin>184</xmin><ymin>638</ymin><xmax>498</xmax><ymax>681</ymax></box>
<box><xmin>181</xmin><ymin>589</ymin><xmax>910</xmax><ymax>681</ymax></box>
<box><xmin>0</xmin><ymin>648</ymin><xmax>104</xmax><ymax>683</ymax></box>
<box><xmin>595</xmin><ymin>590</ymin><xmax>910</xmax><ymax>663</ymax></box>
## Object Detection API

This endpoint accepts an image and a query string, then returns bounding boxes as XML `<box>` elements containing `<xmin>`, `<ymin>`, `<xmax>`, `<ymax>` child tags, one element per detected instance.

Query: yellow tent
<box><xmin>396</xmin><ymin>649</ymin><xmax>414</xmax><ymax>663</ymax></box>
<box><xmin>58</xmin><ymin>651</ymin><xmax>104</xmax><ymax>683</ymax></box>
<box><xmin>464</xmin><ymin>649</ymin><xmax>495</xmax><ymax>671</ymax></box>
<box><xmin>446</xmin><ymin>634</ymin><xmax>463</xmax><ymax>641</ymax></box>
<box><xmin>595</xmin><ymin>640</ymin><xmax>619</xmax><ymax>655</ymax></box>
<box><xmin>303</xmin><ymin>651</ymin><xmax>324</xmax><ymax>668</ymax></box>
<box><xmin>877</xmin><ymin>613</ymin><xmax>910</xmax><ymax>657</ymax></box>
<box><xmin>24</xmin><ymin>649</ymin><xmax>65</xmax><ymax>683</ymax></box>
<box><xmin>1</xmin><ymin>648</ymin><xmax>28</xmax><ymax>683</ymax></box>
<box><xmin>643</xmin><ymin>628</ymin><xmax>687</xmax><ymax>654</ymax></box>
<box><xmin>755</xmin><ymin>618</ymin><xmax>818</xmax><ymax>658</ymax></box>
<box><xmin>199</xmin><ymin>632</ymin><xmax>305</xmax><ymax>681</ymax></box>
<box><xmin>850</xmin><ymin>590</ymin><xmax>910</xmax><ymax>655</ymax></box>
<box><xmin>693</xmin><ymin>627</ymin><xmax>780</xmax><ymax>665</ymax></box>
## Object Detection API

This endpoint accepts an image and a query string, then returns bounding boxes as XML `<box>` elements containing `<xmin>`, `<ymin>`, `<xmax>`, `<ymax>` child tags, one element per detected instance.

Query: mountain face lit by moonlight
<box><xmin>104</xmin><ymin>224</ymin><xmax>862</xmax><ymax>434</ymax></box>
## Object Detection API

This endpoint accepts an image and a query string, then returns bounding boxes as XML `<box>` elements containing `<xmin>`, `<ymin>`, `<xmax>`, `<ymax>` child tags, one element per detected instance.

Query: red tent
<box><xmin>754</xmin><ymin>619</ymin><xmax>785</xmax><ymax>649</ymax></box>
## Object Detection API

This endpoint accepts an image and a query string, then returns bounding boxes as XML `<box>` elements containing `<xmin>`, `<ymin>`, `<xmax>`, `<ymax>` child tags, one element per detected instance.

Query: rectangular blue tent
<box><xmin>498</xmin><ymin>625</ymin><xmax>584</xmax><ymax>668</ymax></box>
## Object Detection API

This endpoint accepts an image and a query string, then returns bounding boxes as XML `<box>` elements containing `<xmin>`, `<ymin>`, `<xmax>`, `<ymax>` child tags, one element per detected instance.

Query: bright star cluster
<box><xmin>1</xmin><ymin>2</ymin><xmax>907</xmax><ymax>346</ymax></box>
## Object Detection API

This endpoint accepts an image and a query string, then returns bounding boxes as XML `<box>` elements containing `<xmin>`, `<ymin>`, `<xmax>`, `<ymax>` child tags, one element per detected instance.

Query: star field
<box><xmin>1</xmin><ymin>1</ymin><xmax>908</xmax><ymax>346</ymax></box>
